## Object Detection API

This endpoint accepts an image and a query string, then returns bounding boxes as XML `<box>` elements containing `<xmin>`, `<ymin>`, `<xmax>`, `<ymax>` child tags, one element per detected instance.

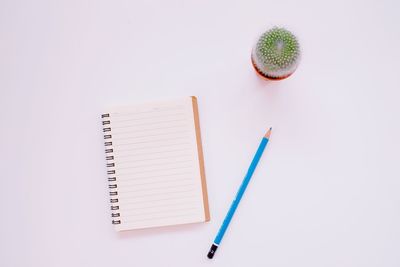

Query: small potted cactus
<box><xmin>251</xmin><ymin>27</ymin><xmax>300</xmax><ymax>80</ymax></box>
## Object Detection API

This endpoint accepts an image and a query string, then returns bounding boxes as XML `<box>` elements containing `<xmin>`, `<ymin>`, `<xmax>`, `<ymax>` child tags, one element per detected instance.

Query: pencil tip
<box><xmin>264</xmin><ymin>127</ymin><xmax>272</xmax><ymax>139</ymax></box>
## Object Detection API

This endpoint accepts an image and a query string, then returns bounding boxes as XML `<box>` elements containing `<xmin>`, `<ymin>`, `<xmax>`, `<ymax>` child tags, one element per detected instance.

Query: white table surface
<box><xmin>1</xmin><ymin>0</ymin><xmax>400</xmax><ymax>266</ymax></box>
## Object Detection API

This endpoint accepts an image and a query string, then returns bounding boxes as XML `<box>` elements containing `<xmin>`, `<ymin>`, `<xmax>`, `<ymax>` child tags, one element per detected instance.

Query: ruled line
<box><xmin>112</xmin><ymin>135</ymin><xmax>191</xmax><ymax>147</ymax></box>
<box><xmin>114</xmin><ymin>148</ymin><xmax>192</xmax><ymax>159</ymax></box>
<box><xmin>118</xmin><ymin>188</ymin><xmax>197</xmax><ymax>200</ymax></box>
<box><xmin>111</xmin><ymin>133</ymin><xmax>191</xmax><ymax>143</ymax></box>
<box><xmin>111</xmin><ymin>113</ymin><xmax>186</xmax><ymax>123</ymax></box>
<box><xmin>120</xmin><ymin>194</ymin><xmax>197</xmax><ymax>206</ymax></box>
<box><xmin>120</xmin><ymin>200</ymin><xmax>198</xmax><ymax>212</ymax></box>
<box><xmin>115</xmin><ymin>147</ymin><xmax>192</xmax><ymax>156</ymax></box>
<box><xmin>111</xmin><ymin>118</ymin><xmax>188</xmax><ymax>129</ymax></box>
<box><xmin>115</xmin><ymin>153</ymin><xmax>192</xmax><ymax>164</ymax></box>
<box><xmin>114</xmin><ymin>142</ymin><xmax>191</xmax><ymax>152</ymax></box>
<box><xmin>118</xmin><ymin>182</ymin><xmax>196</xmax><ymax>194</ymax></box>
<box><xmin>118</xmin><ymin>177</ymin><xmax>194</xmax><ymax>189</ymax></box>
<box><xmin>123</xmin><ymin>212</ymin><xmax>199</xmax><ymax>224</ymax></box>
<box><xmin>111</xmin><ymin>130</ymin><xmax>191</xmax><ymax>140</ymax></box>
<box><xmin>116</xmin><ymin>159</ymin><xmax>193</xmax><ymax>170</ymax></box>
<box><xmin>116</xmin><ymin>165</ymin><xmax>194</xmax><ymax>176</ymax></box>
<box><xmin>116</xmin><ymin>161</ymin><xmax>194</xmax><ymax>173</ymax></box>
<box><xmin>122</xmin><ymin>207</ymin><xmax>199</xmax><ymax>222</ymax></box>
<box><xmin>116</xmin><ymin>171</ymin><xmax>193</xmax><ymax>182</ymax></box>
<box><xmin>110</xmin><ymin>110</ymin><xmax>187</xmax><ymax>123</ymax></box>
<box><xmin>111</xmin><ymin>107</ymin><xmax>184</xmax><ymax>117</ymax></box>
<box><xmin>111</xmin><ymin>125</ymin><xmax>189</xmax><ymax>135</ymax></box>
<box><xmin>122</xmin><ymin>206</ymin><xmax>198</xmax><ymax>217</ymax></box>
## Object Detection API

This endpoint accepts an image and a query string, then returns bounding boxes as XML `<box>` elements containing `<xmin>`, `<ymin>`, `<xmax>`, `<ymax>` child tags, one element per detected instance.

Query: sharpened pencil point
<box><xmin>264</xmin><ymin>127</ymin><xmax>272</xmax><ymax>139</ymax></box>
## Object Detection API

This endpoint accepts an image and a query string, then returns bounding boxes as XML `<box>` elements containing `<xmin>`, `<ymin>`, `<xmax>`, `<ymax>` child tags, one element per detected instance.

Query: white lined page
<box><xmin>105</xmin><ymin>97</ymin><xmax>206</xmax><ymax>231</ymax></box>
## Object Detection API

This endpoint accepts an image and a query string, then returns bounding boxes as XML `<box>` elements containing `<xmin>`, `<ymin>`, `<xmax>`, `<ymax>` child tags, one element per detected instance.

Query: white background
<box><xmin>1</xmin><ymin>0</ymin><xmax>400</xmax><ymax>266</ymax></box>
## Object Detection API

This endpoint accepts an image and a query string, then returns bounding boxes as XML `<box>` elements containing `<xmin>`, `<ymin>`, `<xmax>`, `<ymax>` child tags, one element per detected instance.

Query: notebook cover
<box><xmin>191</xmin><ymin>96</ymin><xmax>210</xmax><ymax>221</ymax></box>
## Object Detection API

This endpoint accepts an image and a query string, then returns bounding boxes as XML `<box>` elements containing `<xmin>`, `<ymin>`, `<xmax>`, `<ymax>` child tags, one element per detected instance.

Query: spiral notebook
<box><xmin>101</xmin><ymin>96</ymin><xmax>210</xmax><ymax>231</ymax></box>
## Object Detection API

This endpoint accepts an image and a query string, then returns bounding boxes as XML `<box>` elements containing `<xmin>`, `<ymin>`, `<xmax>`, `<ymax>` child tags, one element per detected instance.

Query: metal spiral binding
<box><xmin>102</xmin><ymin>113</ymin><xmax>121</xmax><ymax>225</ymax></box>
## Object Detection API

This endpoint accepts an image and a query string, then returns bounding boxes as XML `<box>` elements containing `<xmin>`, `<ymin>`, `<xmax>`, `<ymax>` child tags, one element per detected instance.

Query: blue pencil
<box><xmin>207</xmin><ymin>128</ymin><xmax>272</xmax><ymax>259</ymax></box>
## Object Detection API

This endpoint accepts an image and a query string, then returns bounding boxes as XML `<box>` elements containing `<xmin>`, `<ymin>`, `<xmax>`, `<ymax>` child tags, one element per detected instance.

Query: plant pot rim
<box><xmin>251</xmin><ymin>55</ymin><xmax>293</xmax><ymax>81</ymax></box>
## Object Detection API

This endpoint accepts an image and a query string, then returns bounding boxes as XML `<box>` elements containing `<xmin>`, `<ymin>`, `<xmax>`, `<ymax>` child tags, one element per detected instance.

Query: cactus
<box><xmin>251</xmin><ymin>27</ymin><xmax>300</xmax><ymax>80</ymax></box>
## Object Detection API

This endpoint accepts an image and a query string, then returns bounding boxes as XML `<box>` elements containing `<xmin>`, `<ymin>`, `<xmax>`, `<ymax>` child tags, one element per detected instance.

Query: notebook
<box><xmin>101</xmin><ymin>96</ymin><xmax>210</xmax><ymax>231</ymax></box>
